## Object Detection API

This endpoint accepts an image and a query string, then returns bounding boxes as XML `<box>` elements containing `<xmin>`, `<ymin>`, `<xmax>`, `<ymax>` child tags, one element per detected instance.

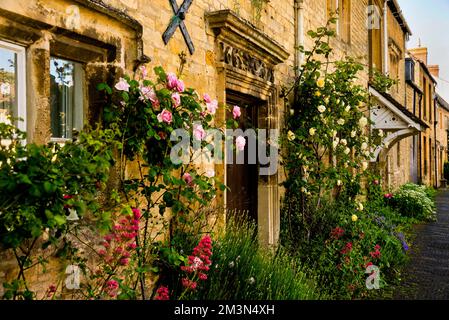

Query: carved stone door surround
<box><xmin>206</xmin><ymin>10</ymin><xmax>289</xmax><ymax>246</ymax></box>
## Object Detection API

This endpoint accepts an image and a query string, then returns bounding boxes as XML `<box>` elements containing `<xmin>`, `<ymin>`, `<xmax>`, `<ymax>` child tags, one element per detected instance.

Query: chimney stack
<box><xmin>409</xmin><ymin>47</ymin><xmax>428</xmax><ymax>65</ymax></box>
<box><xmin>428</xmin><ymin>65</ymin><xmax>440</xmax><ymax>78</ymax></box>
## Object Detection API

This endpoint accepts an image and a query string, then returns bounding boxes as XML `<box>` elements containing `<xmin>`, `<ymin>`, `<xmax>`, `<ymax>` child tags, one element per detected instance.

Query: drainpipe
<box><xmin>294</xmin><ymin>0</ymin><xmax>304</xmax><ymax>77</ymax></box>
<box><xmin>418</xmin><ymin>93</ymin><xmax>423</xmax><ymax>183</ymax></box>
<box><xmin>383</xmin><ymin>0</ymin><xmax>389</xmax><ymax>75</ymax></box>
<box><xmin>434</xmin><ymin>92</ymin><xmax>438</xmax><ymax>187</ymax></box>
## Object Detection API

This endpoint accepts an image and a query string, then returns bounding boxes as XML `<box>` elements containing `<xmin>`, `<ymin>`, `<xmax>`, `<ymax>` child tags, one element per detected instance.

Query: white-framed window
<box><xmin>50</xmin><ymin>57</ymin><xmax>84</xmax><ymax>141</ymax></box>
<box><xmin>0</xmin><ymin>40</ymin><xmax>26</xmax><ymax>133</ymax></box>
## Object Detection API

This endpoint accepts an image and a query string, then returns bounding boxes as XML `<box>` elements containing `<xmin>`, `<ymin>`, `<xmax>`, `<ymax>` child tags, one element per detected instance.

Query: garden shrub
<box><xmin>289</xmin><ymin>198</ymin><xmax>409</xmax><ymax>299</ymax></box>
<box><xmin>390</xmin><ymin>183</ymin><xmax>436</xmax><ymax>221</ymax></box>
<box><xmin>0</xmin><ymin>121</ymin><xmax>117</xmax><ymax>299</ymax></box>
<box><xmin>158</xmin><ymin>217</ymin><xmax>322</xmax><ymax>300</ymax></box>
<box><xmin>279</xmin><ymin>20</ymin><xmax>428</xmax><ymax>300</ymax></box>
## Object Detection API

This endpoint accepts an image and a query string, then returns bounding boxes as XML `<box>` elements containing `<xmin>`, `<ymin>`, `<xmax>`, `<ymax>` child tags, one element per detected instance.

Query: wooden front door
<box><xmin>226</xmin><ymin>91</ymin><xmax>260</xmax><ymax>224</ymax></box>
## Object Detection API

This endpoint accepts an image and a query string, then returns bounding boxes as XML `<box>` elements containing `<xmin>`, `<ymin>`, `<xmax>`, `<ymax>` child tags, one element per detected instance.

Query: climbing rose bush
<box><xmin>94</xmin><ymin>64</ymin><xmax>243</xmax><ymax>300</ymax></box>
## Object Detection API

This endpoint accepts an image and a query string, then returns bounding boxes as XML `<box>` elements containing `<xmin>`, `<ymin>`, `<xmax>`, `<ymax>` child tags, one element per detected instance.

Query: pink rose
<box><xmin>157</xmin><ymin>109</ymin><xmax>173</xmax><ymax>124</ymax></box>
<box><xmin>167</xmin><ymin>73</ymin><xmax>178</xmax><ymax>90</ymax></box>
<box><xmin>172</xmin><ymin>92</ymin><xmax>181</xmax><ymax>108</ymax></box>
<box><xmin>206</xmin><ymin>99</ymin><xmax>218</xmax><ymax>114</ymax></box>
<box><xmin>115</xmin><ymin>77</ymin><xmax>130</xmax><ymax>92</ymax></box>
<box><xmin>176</xmin><ymin>79</ymin><xmax>185</xmax><ymax>93</ymax></box>
<box><xmin>236</xmin><ymin>136</ymin><xmax>246</xmax><ymax>151</ymax></box>
<box><xmin>139</xmin><ymin>65</ymin><xmax>148</xmax><ymax>78</ymax></box>
<box><xmin>140</xmin><ymin>86</ymin><xmax>159</xmax><ymax>106</ymax></box>
<box><xmin>203</xmin><ymin>94</ymin><xmax>212</xmax><ymax>104</ymax></box>
<box><xmin>232</xmin><ymin>105</ymin><xmax>241</xmax><ymax>119</ymax></box>
<box><xmin>183</xmin><ymin>172</ymin><xmax>193</xmax><ymax>185</ymax></box>
<box><xmin>193</xmin><ymin>123</ymin><xmax>206</xmax><ymax>141</ymax></box>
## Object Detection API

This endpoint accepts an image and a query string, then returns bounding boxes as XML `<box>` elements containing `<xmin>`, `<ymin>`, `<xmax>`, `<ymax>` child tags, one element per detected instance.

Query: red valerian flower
<box><xmin>330</xmin><ymin>227</ymin><xmax>345</xmax><ymax>240</ymax></box>
<box><xmin>181</xmin><ymin>278</ymin><xmax>197</xmax><ymax>290</ymax></box>
<box><xmin>105</xmin><ymin>280</ymin><xmax>119</xmax><ymax>297</ymax></box>
<box><xmin>384</xmin><ymin>193</ymin><xmax>393</xmax><ymax>199</ymax></box>
<box><xmin>340</xmin><ymin>242</ymin><xmax>353</xmax><ymax>255</ymax></box>
<box><xmin>370</xmin><ymin>244</ymin><xmax>381</xmax><ymax>259</ymax></box>
<box><xmin>154</xmin><ymin>286</ymin><xmax>170</xmax><ymax>300</ymax></box>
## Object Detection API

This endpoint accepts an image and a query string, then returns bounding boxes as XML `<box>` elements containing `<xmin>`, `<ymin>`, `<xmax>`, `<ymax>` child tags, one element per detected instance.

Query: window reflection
<box><xmin>0</xmin><ymin>46</ymin><xmax>17</xmax><ymax>125</ymax></box>
<box><xmin>50</xmin><ymin>57</ymin><xmax>84</xmax><ymax>139</ymax></box>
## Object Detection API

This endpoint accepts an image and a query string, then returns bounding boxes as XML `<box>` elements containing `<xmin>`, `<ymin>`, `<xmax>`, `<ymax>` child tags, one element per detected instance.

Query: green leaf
<box><xmin>97</xmin><ymin>83</ymin><xmax>112</xmax><ymax>95</ymax></box>
<box><xmin>53</xmin><ymin>215</ymin><xmax>66</xmax><ymax>226</ymax></box>
<box><xmin>154</xmin><ymin>66</ymin><xmax>167</xmax><ymax>83</ymax></box>
<box><xmin>43</xmin><ymin>181</ymin><xmax>56</xmax><ymax>194</ymax></box>
<box><xmin>18</xmin><ymin>174</ymin><xmax>32</xmax><ymax>185</ymax></box>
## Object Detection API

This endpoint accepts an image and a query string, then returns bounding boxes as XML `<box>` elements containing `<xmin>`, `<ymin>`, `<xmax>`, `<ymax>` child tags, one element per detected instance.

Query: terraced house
<box><xmin>0</xmin><ymin>0</ymin><xmax>448</xmax><ymax>296</ymax></box>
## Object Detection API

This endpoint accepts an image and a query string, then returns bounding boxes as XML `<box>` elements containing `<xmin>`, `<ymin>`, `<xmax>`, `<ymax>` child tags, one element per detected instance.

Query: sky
<box><xmin>398</xmin><ymin>0</ymin><xmax>449</xmax><ymax>100</ymax></box>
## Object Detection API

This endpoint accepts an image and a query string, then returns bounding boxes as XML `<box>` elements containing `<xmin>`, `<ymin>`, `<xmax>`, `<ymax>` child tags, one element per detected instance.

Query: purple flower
<box><xmin>396</xmin><ymin>232</ymin><xmax>405</xmax><ymax>241</ymax></box>
<box><xmin>402</xmin><ymin>241</ymin><xmax>409</xmax><ymax>252</ymax></box>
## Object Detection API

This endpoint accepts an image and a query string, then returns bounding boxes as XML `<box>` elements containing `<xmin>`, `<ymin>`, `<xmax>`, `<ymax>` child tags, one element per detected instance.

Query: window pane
<box><xmin>0</xmin><ymin>45</ymin><xmax>18</xmax><ymax>125</ymax></box>
<box><xmin>50</xmin><ymin>57</ymin><xmax>84</xmax><ymax>139</ymax></box>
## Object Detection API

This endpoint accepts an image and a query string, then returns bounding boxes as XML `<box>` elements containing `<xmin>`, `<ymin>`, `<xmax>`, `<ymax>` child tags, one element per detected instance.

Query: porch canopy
<box><xmin>369</xmin><ymin>86</ymin><xmax>428</xmax><ymax>161</ymax></box>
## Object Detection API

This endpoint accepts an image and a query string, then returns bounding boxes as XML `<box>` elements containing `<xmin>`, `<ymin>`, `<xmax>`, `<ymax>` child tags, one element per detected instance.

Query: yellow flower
<box><xmin>287</xmin><ymin>130</ymin><xmax>296</xmax><ymax>141</ymax></box>
<box><xmin>317</xmin><ymin>78</ymin><xmax>325</xmax><ymax>88</ymax></box>
<box><xmin>352</xmin><ymin>214</ymin><xmax>358</xmax><ymax>222</ymax></box>
<box><xmin>309</xmin><ymin>128</ymin><xmax>316</xmax><ymax>136</ymax></box>
<box><xmin>314</xmin><ymin>91</ymin><xmax>322</xmax><ymax>97</ymax></box>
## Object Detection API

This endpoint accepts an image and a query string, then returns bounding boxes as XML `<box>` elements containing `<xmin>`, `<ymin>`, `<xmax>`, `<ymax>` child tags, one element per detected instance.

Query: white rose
<box><xmin>351</xmin><ymin>130</ymin><xmax>357</xmax><ymax>138</ymax></box>
<box><xmin>362</xmin><ymin>161</ymin><xmax>369</xmax><ymax>171</ymax></box>
<box><xmin>378</xmin><ymin>129</ymin><xmax>384</xmax><ymax>137</ymax></box>
<box><xmin>337</xmin><ymin>180</ymin><xmax>342</xmax><ymax>186</ymax></box>
<box><xmin>318</xmin><ymin>105</ymin><xmax>326</xmax><ymax>113</ymax></box>
<box><xmin>340</xmin><ymin>139</ymin><xmax>347</xmax><ymax>146</ymax></box>
<box><xmin>361</xmin><ymin>142</ymin><xmax>368</xmax><ymax>150</ymax></box>
<box><xmin>333</xmin><ymin>139</ymin><xmax>339</xmax><ymax>149</ymax></box>
<box><xmin>359</xmin><ymin>117</ymin><xmax>368</xmax><ymax>128</ymax></box>
<box><xmin>344</xmin><ymin>147</ymin><xmax>350</xmax><ymax>155</ymax></box>
<box><xmin>205</xmin><ymin>169</ymin><xmax>215</xmax><ymax>178</ymax></box>
<box><xmin>332</xmin><ymin>130</ymin><xmax>338</xmax><ymax>137</ymax></box>
<box><xmin>345</xmin><ymin>106</ymin><xmax>351</xmax><ymax>112</ymax></box>
<box><xmin>337</xmin><ymin>118</ymin><xmax>345</xmax><ymax>125</ymax></box>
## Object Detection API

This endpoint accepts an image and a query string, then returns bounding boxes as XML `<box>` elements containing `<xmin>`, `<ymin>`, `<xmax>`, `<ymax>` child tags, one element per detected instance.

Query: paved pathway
<box><xmin>394</xmin><ymin>190</ymin><xmax>449</xmax><ymax>299</ymax></box>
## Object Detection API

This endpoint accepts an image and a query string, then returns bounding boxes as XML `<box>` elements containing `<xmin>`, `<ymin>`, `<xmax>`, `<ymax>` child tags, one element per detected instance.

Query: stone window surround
<box><xmin>0</xmin><ymin>0</ymin><xmax>149</xmax><ymax>144</ymax></box>
<box><xmin>206</xmin><ymin>9</ymin><xmax>289</xmax><ymax>247</ymax></box>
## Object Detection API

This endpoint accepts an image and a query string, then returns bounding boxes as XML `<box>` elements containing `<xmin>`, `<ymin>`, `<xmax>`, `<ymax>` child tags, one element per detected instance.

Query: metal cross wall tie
<box><xmin>162</xmin><ymin>0</ymin><xmax>195</xmax><ymax>55</ymax></box>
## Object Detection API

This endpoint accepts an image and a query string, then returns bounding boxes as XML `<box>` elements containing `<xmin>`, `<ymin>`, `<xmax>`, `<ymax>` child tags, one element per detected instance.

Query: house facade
<box><xmin>0</xmin><ymin>0</ymin><xmax>448</xmax><ymax>296</ymax></box>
